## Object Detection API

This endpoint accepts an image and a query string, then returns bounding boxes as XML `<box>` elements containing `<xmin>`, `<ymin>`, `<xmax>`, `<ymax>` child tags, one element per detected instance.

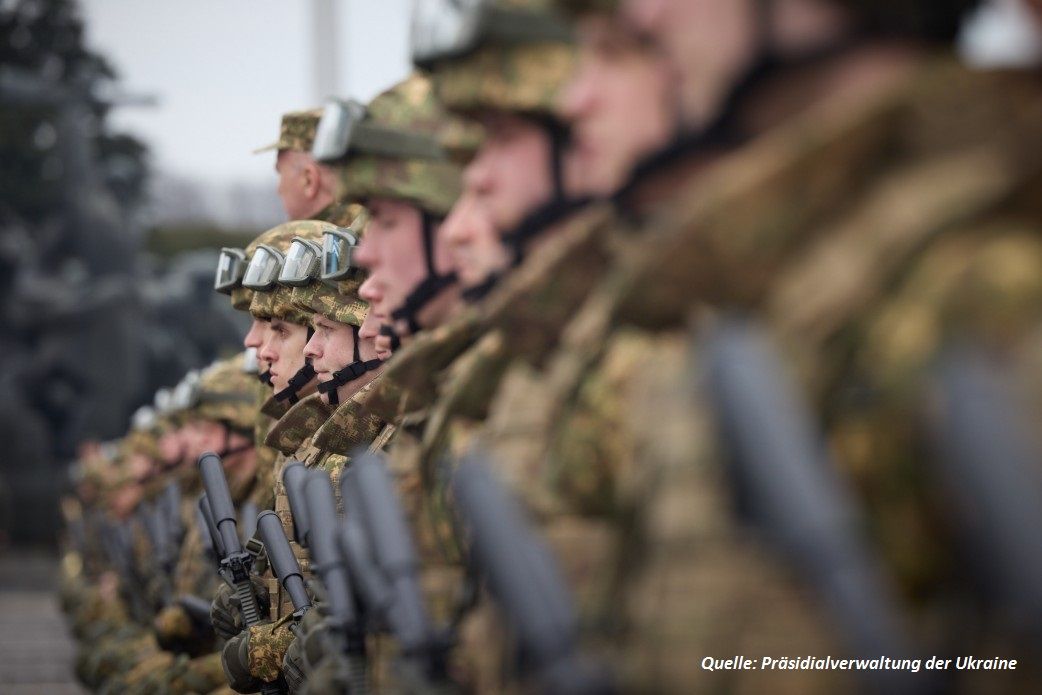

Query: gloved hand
<box><xmin>222</xmin><ymin>616</ymin><xmax>296</xmax><ymax>693</ymax></box>
<box><xmin>211</xmin><ymin>577</ymin><xmax>270</xmax><ymax>640</ymax></box>
<box><xmin>283</xmin><ymin>606</ymin><xmax>330</xmax><ymax>693</ymax></box>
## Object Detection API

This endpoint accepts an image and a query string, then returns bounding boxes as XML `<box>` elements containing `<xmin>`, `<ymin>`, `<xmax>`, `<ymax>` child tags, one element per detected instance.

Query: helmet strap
<box><xmin>389</xmin><ymin>211</ymin><xmax>458</xmax><ymax>334</ymax></box>
<box><xmin>318</xmin><ymin>325</ymin><xmax>382</xmax><ymax>406</ymax></box>
<box><xmin>274</xmin><ymin>359</ymin><xmax>317</xmax><ymax>405</ymax></box>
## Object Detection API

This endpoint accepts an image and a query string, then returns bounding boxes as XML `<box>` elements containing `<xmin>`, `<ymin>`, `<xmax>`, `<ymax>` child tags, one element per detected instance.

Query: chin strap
<box><xmin>217</xmin><ymin>424</ymin><xmax>254</xmax><ymax>458</ymax></box>
<box><xmin>501</xmin><ymin>195</ymin><xmax>594</xmax><ymax>267</ymax></box>
<box><xmin>379</xmin><ymin>323</ymin><xmax>402</xmax><ymax>353</ymax></box>
<box><xmin>318</xmin><ymin>325</ymin><xmax>383</xmax><ymax>406</ymax></box>
<box><xmin>256</xmin><ymin>370</ymin><xmax>273</xmax><ymax>386</ymax></box>
<box><xmin>390</xmin><ymin>211</ymin><xmax>458</xmax><ymax>336</ymax></box>
<box><xmin>613</xmin><ymin>1</ymin><xmax>864</xmax><ymax>216</ymax></box>
<box><xmin>274</xmin><ymin>360</ymin><xmax>316</xmax><ymax>405</ymax></box>
<box><xmin>461</xmin><ymin>272</ymin><xmax>502</xmax><ymax>304</ymax></box>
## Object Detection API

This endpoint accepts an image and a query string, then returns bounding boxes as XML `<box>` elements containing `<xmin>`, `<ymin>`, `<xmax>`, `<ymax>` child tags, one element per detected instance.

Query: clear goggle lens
<box><xmin>171</xmin><ymin>372</ymin><xmax>200</xmax><ymax>411</ymax></box>
<box><xmin>312</xmin><ymin>98</ymin><xmax>368</xmax><ymax>162</ymax></box>
<box><xmin>131</xmin><ymin>406</ymin><xmax>156</xmax><ymax>431</ymax></box>
<box><xmin>321</xmin><ymin>229</ymin><xmax>361</xmax><ymax>280</ymax></box>
<box><xmin>279</xmin><ymin>237</ymin><xmax>322</xmax><ymax>286</ymax></box>
<box><xmin>214</xmin><ymin>247</ymin><xmax>247</xmax><ymax>294</ymax></box>
<box><xmin>242</xmin><ymin>245</ymin><xmax>285</xmax><ymax>291</ymax></box>
<box><xmin>154</xmin><ymin>388</ymin><xmax>172</xmax><ymax>413</ymax></box>
<box><xmin>410</xmin><ymin>0</ymin><xmax>484</xmax><ymax>66</ymax></box>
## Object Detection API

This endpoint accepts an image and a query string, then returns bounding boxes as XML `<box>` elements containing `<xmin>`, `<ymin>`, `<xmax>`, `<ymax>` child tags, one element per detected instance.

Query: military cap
<box><xmin>332</xmin><ymin>74</ymin><xmax>473</xmax><ymax>216</ymax></box>
<box><xmin>413</xmin><ymin>0</ymin><xmax>576</xmax><ymax>117</ymax></box>
<box><xmin>254</xmin><ymin>108</ymin><xmax>324</xmax><ymax>154</ymax></box>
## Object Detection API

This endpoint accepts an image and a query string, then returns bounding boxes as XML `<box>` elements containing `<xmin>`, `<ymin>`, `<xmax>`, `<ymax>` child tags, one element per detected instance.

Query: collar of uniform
<box><xmin>478</xmin><ymin>202</ymin><xmax>614</xmax><ymax>367</ymax></box>
<box><xmin>312</xmin><ymin>200</ymin><xmax>360</xmax><ymax>227</ymax></box>
<box><xmin>311</xmin><ymin>378</ymin><xmax>389</xmax><ymax>456</ymax></box>
<box><xmin>366</xmin><ymin>310</ymin><xmax>486</xmax><ymax>423</ymax></box>
<box><xmin>260</xmin><ymin>393</ymin><xmax>290</xmax><ymax>420</ymax></box>
<box><xmin>607</xmin><ymin>56</ymin><xmax>928</xmax><ymax>331</ymax></box>
<box><xmin>611</xmin><ymin>56</ymin><xmax>1042</xmax><ymax>334</ymax></box>
<box><xmin>264</xmin><ymin>392</ymin><xmax>334</xmax><ymax>455</ymax></box>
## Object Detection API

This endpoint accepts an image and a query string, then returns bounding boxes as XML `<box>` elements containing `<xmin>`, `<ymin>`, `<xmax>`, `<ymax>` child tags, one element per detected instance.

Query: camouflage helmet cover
<box><xmin>189</xmin><ymin>353</ymin><xmax>258</xmax><ymax>434</ymax></box>
<box><xmin>254</xmin><ymin>108</ymin><xmax>324</xmax><ymax>154</ymax></box>
<box><xmin>335</xmin><ymin>74</ymin><xmax>475</xmax><ymax>217</ymax></box>
<box><xmin>421</xmin><ymin>0</ymin><xmax>576</xmax><ymax>116</ymax></box>
<box><xmin>245</xmin><ymin>220</ymin><xmax>329</xmax><ymax>325</ymax></box>
<box><xmin>290</xmin><ymin>211</ymin><xmax>369</xmax><ymax>326</ymax></box>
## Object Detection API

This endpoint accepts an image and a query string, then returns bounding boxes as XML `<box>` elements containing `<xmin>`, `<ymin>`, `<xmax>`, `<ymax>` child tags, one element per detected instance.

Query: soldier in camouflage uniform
<box><xmin>99</xmin><ymin>356</ymin><xmax>261</xmax><ymax>695</ymax></box>
<box><xmin>424</xmin><ymin>0</ymin><xmax>1042</xmax><ymax>691</ymax></box>
<box><xmin>256</xmin><ymin>107</ymin><xmax>362</xmax><ymax>226</ymax></box>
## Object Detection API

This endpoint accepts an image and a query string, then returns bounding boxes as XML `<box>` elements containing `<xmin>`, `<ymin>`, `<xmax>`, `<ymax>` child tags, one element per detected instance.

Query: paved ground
<box><xmin>0</xmin><ymin>550</ymin><xmax>86</xmax><ymax>694</ymax></box>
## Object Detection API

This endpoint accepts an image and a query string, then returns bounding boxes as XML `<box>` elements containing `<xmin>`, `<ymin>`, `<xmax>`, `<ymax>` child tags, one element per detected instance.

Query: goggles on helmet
<box><xmin>214</xmin><ymin>247</ymin><xmax>248</xmax><ymax>294</ymax></box>
<box><xmin>279</xmin><ymin>237</ymin><xmax>323</xmax><ymax>287</ymax></box>
<box><xmin>410</xmin><ymin>0</ymin><xmax>572</xmax><ymax>68</ymax></box>
<box><xmin>153</xmin><ymin>388</ymin><xmax>172</xmax><ymax>414</ymax></box>
<box><xmin>321</xmin><ymin>228</ymin><xmax>362</xmax><ymax>281</ymax></box>
<box><xmin>170</xmin><ymin>372</ymin><xmax>201</xmax><ymax>411</ymax></box>
<box><xmin>242</xmin><ymin>245</ymin><xmax>285</xmax><ymax>291</ymax></box>
<box><xmin>311</xmin><ymin>97</ymin><xmax>447</xmax><ymax>163</ymax></box>
<box><xmin>131</xmin><ymin>406</ymin><xmax>156</xmax><ymax>432</ymax></box>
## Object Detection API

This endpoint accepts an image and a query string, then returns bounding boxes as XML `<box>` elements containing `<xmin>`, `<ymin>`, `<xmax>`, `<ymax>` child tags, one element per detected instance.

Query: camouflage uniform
<box><xmin>107</xmin><ymin>355</ymin><xmax>262</xmax><ymax>695</ymax></box>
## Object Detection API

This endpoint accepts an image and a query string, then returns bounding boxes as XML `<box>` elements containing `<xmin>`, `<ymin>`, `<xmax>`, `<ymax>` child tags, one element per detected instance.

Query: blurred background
<box><xmin>0</xmin><ymin>0</ymin><xmax>410</xmax><ymax>547</ymax></box>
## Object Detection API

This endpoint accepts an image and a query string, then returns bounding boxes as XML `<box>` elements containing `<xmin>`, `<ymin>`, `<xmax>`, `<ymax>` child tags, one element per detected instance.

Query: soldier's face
<box><xmin>561</xmin><ymin>14</ymin><xmax>676</xmax><ymax>196</ymax></box>
<box><xmin>305</xmin><ymin>315</ymin><xmax>360</xmax><ymax>404</ymax></box>
<box><xmin>357</xmin><ymin>198</ymin><xmax>456</xmax><ymax>334</ymax></box>
<box><xmin>276</xmin><ymin>149</ymin><xmax>322</xmax><ymax>220</ymax></box>
<box><xmin>463</xmin><ymin>113</ymin><xmax>555</xmax><ymax>233</ymax></box>
<box><xmin>158</xmin><ymin>428</ymin><xmax>185</xmax><ymax>468</ymax></box>
<box><xmin>244</xmin><ymin>318</ymin><xmax>272</xmax><ymax>372</ymax></box>
<box><xmin>259</xmin><ymin>318</ymin><xmax>312</xmax><ymax>394</ymax></box>
<box><xmin>442</xmin><ymin>188</ymin><xmax>510</xmax><ymax>288</ymax></box>
<box><xmin>622</xmin><ymin>0</ymin><xmax>759</xmax><ymax>127</ymax></box>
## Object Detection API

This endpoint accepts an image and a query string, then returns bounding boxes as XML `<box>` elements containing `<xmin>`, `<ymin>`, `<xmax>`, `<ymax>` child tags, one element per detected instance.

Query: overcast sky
<box><xmin>79</xmin><ymin>0</ymin><xmax>412</xmax><ymax>186</ymax></box>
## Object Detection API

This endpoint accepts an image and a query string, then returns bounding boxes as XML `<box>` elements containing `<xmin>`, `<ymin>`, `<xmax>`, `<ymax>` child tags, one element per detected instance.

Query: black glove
<box><xmin>210</xmin><ymin>577</ymin><xmax>270</xmax><ymax>640</ymax></box>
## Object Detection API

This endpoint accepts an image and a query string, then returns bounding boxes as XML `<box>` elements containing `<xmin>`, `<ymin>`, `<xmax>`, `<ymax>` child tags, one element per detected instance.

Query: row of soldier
<box><xmin>58</xmin><ymin>0</ymin><xmax>1042</xmax><ymax>693</ymax></box>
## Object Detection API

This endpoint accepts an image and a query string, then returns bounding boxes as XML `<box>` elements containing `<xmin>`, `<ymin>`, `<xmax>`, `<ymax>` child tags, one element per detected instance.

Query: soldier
<box><xmin>112</xmin><ymin>355</ymin><xmax>261</xmax><ymax>695</ymax></box>
<box><xmin>557</xmin><ymin>0</ymin><xmax>675</xmax><ymax>197</ymax></box>
<box><xmin>255</xmin><ymin>108</ymin><xmax>359</xmax><ymax>226</ymax></box>
<box><xmin>448</xmin><ymin>0</ymin><xmax>1042</xmax><ymax>691</ymax></box>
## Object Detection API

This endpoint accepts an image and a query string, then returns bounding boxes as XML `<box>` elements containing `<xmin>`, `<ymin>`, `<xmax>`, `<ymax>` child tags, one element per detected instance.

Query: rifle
<box><xmin>702</xmin><ymin>319</ymin><xmax>924</xmax><ymax>694</ymax></box>
<box><xmin>177</xmin><ymin>593</ymin><xmax>215</xmax><ymax>630</ymax></box>
<box><xmin>338</xmin><ymin>452</ymin><xmax>455</xmax><ymax>693</ymax></box>
<box><xmin>282</xmin><ymin>461</ymin><xmax>311</xmax><ymax>547</ymax></box>
<box><xmin>197</xmin><ymin>493</ymin><xmax>225</xmax><ymax>569</ymax></box>
<box><xmin>198</xmin><ymin>451</ymin><xmax>282</xmax><ymax>695</ymax></box>
<box><xmin>931</xmin><ymin>344</ymin><xmax>1042</xmax><ymax>635</ymax></box>
<box><xmin>304</xmin><ymin>470</ymin><xmax>368</xmax><ymax>694</ymax></box>
<box><xmin>450</xmin><ymin>456</ymin><xmax>613</xmax><ymax>694</ymax></box>
<box><xmin>257</xmin><ymin>510</ymin><xmax>313</xmax><ymax>622</ymax></box>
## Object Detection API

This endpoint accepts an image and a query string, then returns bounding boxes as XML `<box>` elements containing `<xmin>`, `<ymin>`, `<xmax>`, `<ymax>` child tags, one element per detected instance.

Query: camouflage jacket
<box><xmin>463</xmin><ymin>55</ymin><xmax>1042</xmax><ymax>692</ymax></box>
<box><xmin>264</xmin><ymin>392</ymin><xmax>334</xmax><ymax>620</ymax></box>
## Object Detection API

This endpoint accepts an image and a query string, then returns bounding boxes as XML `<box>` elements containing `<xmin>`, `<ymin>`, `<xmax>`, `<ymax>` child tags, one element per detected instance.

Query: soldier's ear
<box><xmin>302</xmin><ymin>160</ymin><xmax>321</xmax><ymax>199</ymax></box>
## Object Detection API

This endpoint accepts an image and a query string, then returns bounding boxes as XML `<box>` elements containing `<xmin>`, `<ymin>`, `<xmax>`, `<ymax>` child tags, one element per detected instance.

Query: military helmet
<box><xmin>289</xmin><ymin>211</ymin><xmax>370</xmax><ymax>328</ymax></box>
<box><xmin>316</xmin><ymin>74</ymin><xmax>475</xmax><ymax>217</ymax></box>
<box><xmin>185</xmin><ymin>353</ymin><xmax>258</xmax><ymax>435</ymax></box>
<box><xmin>243</xmin><ymin>220</ymin><xmax>328</xmax><ymax>325</ymax></box>
<box><xmin>411</xmin><ymin>0</ymin><xmax>575</xmax><ymax>117</ymax></box>
<box><xmin>253</xmin><ymin>107</ymin><xmax>324</xmax><ymax>154</ymax></box>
